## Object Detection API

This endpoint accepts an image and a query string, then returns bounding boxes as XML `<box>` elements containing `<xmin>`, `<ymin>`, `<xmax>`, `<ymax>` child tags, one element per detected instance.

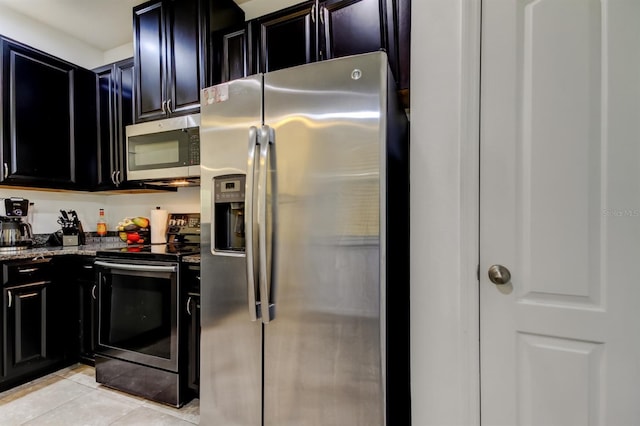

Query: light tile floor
<box><xmin>0</xmin><ymin>363</ymin><xmax>199</xmax><ymax>425</ymax></box>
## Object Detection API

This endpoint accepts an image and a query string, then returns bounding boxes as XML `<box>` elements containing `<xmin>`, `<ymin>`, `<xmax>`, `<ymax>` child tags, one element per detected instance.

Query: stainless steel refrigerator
<box><xmin>199</xmin><ymin>52</ymin><xmax>410</xmax><ymax>426</ymax></box>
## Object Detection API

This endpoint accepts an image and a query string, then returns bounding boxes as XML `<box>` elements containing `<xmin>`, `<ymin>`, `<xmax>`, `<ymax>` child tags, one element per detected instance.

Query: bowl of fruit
<box><xmin>117</xmin><ymin>216</ymin><xmax>150</xmax><ymax>244</ymax></box>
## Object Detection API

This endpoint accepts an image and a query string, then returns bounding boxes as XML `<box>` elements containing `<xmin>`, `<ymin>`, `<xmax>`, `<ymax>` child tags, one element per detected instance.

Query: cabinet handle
<box><xmin>187</xmin><ymin>296</ymin><xmax>192</xmax><ymax>316</ymax></box>
<box><xmin>20</xmin><ymin>292</ymin><xmax>38</xmax><ymax>299</ymax></box>
<box><xmin>111</xmin><ymin>171</ymin><xmax>116</xmax><ymax>185</ymax></box>
<box><xmin>91</xmin><ymin>284</ymin><xmax>97</xmax><ymax>300</ymax></box>
<box><xmin>7</xmin><ymin>290</ymin><xmax>11</xmax><ymax>308</ymax></box>
<box><xmin>82</xmin><ymin>265</ymin><xmax>93</xmax><ymax>269</ymax></box>
<box><xmin>167</xmin><ymin>99</ymin><xmax>172</xmax><ymax>113</ymax></box>
<box><xmin>19</xmin><ymin>268</ymin><xmax>39</xmax><ymax>273</ymax></box>
<box><xmin>319</xmin><ymin>5</ymin><xmax>325</xmax><ymax>24</ymax></box>
<box><xmin>3</xmin><ymin>163</ymin><xmax>7</xmax><ymax>179</ymax></box>
<box><xmin>311</xmin><ymin>3</ymin><xmax>316</xmax><ymax>23</ymax></box>
<box><xmin>115</xmin><ymin>170</ymin><xmax>121</xmax><ymax>185</ymax></box>
<box><xmin>162</xmin><ymin>100</ymin><xmax>167</xmax><ymax>114</ymax></box>
<box><xmin>196</xmin><ymin>276</ymin><xmax>200</xmax><ymax>281</ymax></box>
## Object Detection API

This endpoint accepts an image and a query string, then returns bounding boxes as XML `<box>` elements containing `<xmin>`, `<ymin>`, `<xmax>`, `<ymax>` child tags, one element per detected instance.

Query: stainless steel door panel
<box><xmin>263</xmin><ymin>53</ymin><xmax>387</xmax><ymax>425</ymax></box>
<box><xmin>199</xmin><ymin>75</ymin><xmax>262</xmax><ymax>426</ymax></box>
<box><xmin>199</xmin><ymin>241</ymin><xmax>262</xmax><ymax>426</ymax></box>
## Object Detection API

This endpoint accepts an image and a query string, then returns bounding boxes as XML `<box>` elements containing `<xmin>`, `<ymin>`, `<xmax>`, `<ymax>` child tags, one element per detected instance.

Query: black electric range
<box><xmin>97</xmin><ymin>212</ymin><xmax>201</xmax><ymax>262</ymax></box>
<box><xmin>96</xmin><ymin>242</ymin><xmax>200</xmax><ymax>262</ymax></box>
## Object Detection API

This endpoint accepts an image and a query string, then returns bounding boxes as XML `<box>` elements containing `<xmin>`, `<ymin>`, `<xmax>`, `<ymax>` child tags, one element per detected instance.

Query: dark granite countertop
<box><xmin>182</xmin><ymin>255</ymin><xmax>200</xmax><ymax>264</ymax></box>
<box><xmin>0</xmin><ymin>230</ymin><xmax>203</xmax><ymax>266</ymax></box>
<box><xmin>0</xmin><ymin>242</ymin><xmax>128</xmax><ymax>260</ymax></box>
<box><xmin>0</xmin><ymin>243</ymin><xmax>202</xmax><ymax>266</ymax></box>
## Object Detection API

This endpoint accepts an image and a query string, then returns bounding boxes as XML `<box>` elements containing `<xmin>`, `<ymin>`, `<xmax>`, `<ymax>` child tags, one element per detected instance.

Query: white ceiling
<box><xmin>0</xmin><ymin>0</ymin><xmax>251</xmax><ymax>52</ymax></box>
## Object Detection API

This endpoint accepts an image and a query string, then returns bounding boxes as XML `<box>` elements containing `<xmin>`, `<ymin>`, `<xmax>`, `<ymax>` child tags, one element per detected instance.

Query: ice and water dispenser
<box><xmin>214</xmin><ymin>175</ymin><xmax>246</xmax><ymax>251</ymax></box>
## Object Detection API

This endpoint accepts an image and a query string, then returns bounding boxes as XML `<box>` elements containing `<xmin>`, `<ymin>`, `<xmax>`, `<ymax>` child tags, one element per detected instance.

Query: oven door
<box><xmin>95</xmin><ymin>260</ymin><xmax>179</xmax><ymax>372</ymax></box>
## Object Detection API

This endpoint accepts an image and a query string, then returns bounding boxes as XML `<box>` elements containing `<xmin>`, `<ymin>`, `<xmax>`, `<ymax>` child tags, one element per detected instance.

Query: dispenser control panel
<box><xmin>214</xmin><ymin>175</ymin><xmax>245</xmax><ymax>203</ymax></box>
<box><xmin>213</xmin><ymin>174</ymin><xmax>246</xmax><ymax>252</ymax></box>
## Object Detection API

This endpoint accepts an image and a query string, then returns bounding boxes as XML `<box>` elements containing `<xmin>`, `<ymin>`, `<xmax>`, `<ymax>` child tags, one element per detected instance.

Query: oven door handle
<box><xmin>94</xmin><ymin>261</ymin><xmax>177</xmax><ymax>273</ymax></box>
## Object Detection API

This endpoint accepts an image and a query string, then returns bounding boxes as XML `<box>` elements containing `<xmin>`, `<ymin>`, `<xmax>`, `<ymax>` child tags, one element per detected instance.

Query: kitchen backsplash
<box><xmin>0</xmin><ymin>187</ymin><xmax>200</xmax><ymax>234</ymax></box>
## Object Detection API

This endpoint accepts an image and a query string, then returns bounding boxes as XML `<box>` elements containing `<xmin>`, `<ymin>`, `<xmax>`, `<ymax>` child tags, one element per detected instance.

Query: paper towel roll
<box><xmin>150</xmin><ymin>208</ymin><xmax>168</xmax><ymax>244</ymax></box>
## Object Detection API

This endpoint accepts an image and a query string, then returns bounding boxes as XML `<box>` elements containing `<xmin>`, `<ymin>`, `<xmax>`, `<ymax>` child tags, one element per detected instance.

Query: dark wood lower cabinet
<box><xmin>3</xmin><ymin>282</ymin><xmax>50</xmax><ymax>376</ymax></box>
<box><xmin>0</xmin><ymin>258</ymin><xmax>70</xmax><ymax>391</ymax></box>
<box><xmin>184</xmin><ymin>264</ymin><xmax>200</xmax><ymax>395</ymax></box>
<box><xmin>75</xmin><ymin>258</ymin><xmax>98</xmax><ymax>365</ymax></box>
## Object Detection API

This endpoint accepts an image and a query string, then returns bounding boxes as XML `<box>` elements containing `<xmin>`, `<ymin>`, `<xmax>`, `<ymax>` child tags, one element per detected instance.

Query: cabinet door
<box><xmin>134</xmin><ymin>1</ymin><xmax>168</xmax><ymax>122</ymax></box>
<box><xmin>95</xmin><ymin>58</ymin><xmax>134</xmax><ymax>189</ymax></box>
<box><xmin>3</xmin><ymin>283</ymin><xmax>49</xmax><ymax>377</ymax></box>
<box><xmin>115</xmin><ymin>59</ymin><xmax>135</xmax><ymax>184</ymax></box>
<box><xmin>253</xmin><ymin>1</ymin><xmax>317</xmax><ymax>73</ymax></box>
<box><xmin>394</xmin><ymin>0</ymin><xmax>409</xmax><ymax>92</ymax></box>
<box><xmin>211</xmin><ymin>24</ymin><xmax>249</xmax><ymax>84</ymax></box>
<box><xmin>0</xmin><ymin>39</ymin><xmax>75</xmax><ymax>186</ymax></box>
<box><xmin>319</xmin><ymin>0</ymin><xmax>385</xmax><ymax>61</ymax></box>
<box><xmin>187</xmin><ymin>293</ymin><xmax>200</xmax><ymax>393</ymax></box>
<box><xmin>95</xmin><ymin>65</ymin><xmax>117</xmax><ymax>187</ymax></box>
<box><xmin>78</xmin><ymin>276</ymin><xmax>98</xmax><ymax>363</ymax></box>
<box><xmin>184</xmin><ymin>263</ymin><xmax>200</xmax><ymax>394</ymax></box>
<box><xmin>167</xmin><ymin>0</ymin><xmax>204</xmax><ymax>116</ymax></box>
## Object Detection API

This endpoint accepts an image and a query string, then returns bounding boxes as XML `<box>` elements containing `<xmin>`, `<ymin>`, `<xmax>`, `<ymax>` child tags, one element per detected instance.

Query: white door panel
<box><xmin>481</xmin><ymin>0</ymin><xmax>640</xmax><ymax>424</ymax></box>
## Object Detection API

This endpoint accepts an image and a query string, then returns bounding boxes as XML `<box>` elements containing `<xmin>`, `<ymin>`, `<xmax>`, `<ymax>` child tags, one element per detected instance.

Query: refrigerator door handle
<box><xmin>258</xmin><ymin>125</ymin><xmax>276</xmax><ymax>323</ymax></box>
<box><xmin>245</xmin><ymin>126</ymin><xmax>260</xmax><ymax>321</ymax></box>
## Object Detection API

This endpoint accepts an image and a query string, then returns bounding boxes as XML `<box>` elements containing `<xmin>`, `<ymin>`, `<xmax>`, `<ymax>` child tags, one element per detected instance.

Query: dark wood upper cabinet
<box><xmin>252</xmin><ymin>0</ymin><xmax>386</xmax><ymax>74</ymax></box>
<box><xmin>167</xmin><ymin>0</ymin><xmax>204</xmax><ymax>116</ymax></box>
<box><xmin>223</xmin><ymin>27</ymin><xmax>249</xmax><ymax>81</ymax></box>
<box><xmin>0</xmin><ymin>37</ymin><xmax>97</xmax><ymax>190</ymax></box>
<box><xmin>251</xmin><ymin>1</ymin><xmax>316</xmax><ymax>74</ymax></box>
<box><xmin>134</xmin><ymin>0</ymin><xmax>243</xmax><ymax>122</ymax></box>
<box><xmin>210</xmin><ymin>22</ymin><xmax>250</xmax><ymax>84</ymax></box>
<box><xmin>93</xmin><ymin>58</ymin><xmax>134</xmax><ymax>189</ymax></box>
<box><xmin>249</xmin><ymin>0</ymin><xmax>409</xmax><ymax>107</ymax></box>
<box><xmin>134</xmin><ymin>0</ymin><xmax>202</xmax><ymax>122</ymax></box>
<box><xmin>320</xmin><ymin>0</ymin><xmax>383</xmax><ymax>61</ymax></box>
<box><xmin>398</xmin><ymin>0</ymin><xmax>410</xmax><ymax>98</ymax></box>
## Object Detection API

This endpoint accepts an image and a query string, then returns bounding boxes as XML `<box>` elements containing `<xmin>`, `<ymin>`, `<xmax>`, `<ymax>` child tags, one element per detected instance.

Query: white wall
<box><xmin>410</xmin><ymin>0</ymin><xmax>480</xmax><ymax>425</ymax></box>
<box><xmin>103</xmin><ymin>43</ymin><xmax>134</xmax><ymax>65</ymax></box>
<box><xmin>238</xmin><ymin>0</ymin><xmax>301</xmax><ymax>20</ymax></box>
<box><xmin>0</xmin><ymin>4</ymin><xmax>104</xmax><ymax>69</ymax></box>
<box><xmin>0</xmin><ymin>187</ymin><xmax>199</xmax><ymax>235</ymax></box>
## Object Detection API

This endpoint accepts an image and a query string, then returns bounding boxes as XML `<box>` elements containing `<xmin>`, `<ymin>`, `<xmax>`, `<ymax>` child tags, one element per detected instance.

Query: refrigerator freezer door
<box><xmin>263</xmin><ymin>53</ymin><xmax>387</xmax><ymax>425</ymax></box>
<box><xmin>199</xmin><ymin>75</ymin><xmax>263</xmax><ymax>426</ymax></box>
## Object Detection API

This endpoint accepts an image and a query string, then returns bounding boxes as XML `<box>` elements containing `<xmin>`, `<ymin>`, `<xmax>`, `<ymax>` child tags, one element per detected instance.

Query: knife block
<box><xmin>63</xmin><ymin>234</ymin><xmax>79</xmax><ymax>246</ymax></box>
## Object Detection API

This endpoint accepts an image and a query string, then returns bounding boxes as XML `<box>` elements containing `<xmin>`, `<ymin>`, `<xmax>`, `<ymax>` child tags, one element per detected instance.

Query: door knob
<box><xmin>488</xmin><ymin>264</ymin><xmax>511</xmax><ymax>285</ymax></box>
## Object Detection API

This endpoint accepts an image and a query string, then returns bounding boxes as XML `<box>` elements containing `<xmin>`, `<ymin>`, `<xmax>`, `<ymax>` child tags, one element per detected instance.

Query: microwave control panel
<box><xmin>188</xmin><ymin>129</ymin><xmax>200</xmax><ymax>166</ymax></box>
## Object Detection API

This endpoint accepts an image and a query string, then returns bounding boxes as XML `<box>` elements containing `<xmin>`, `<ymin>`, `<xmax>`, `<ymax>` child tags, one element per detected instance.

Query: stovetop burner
<box><xmin>96</xmin><ymin>243</ymin><xmax>200</xmax><ymax>261</ymax></box>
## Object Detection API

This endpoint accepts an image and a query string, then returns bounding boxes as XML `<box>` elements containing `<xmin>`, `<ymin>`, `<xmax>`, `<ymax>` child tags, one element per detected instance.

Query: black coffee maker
<box><xmin>0</xmin><ymin>198</ymin><xmax>34</xmax><ymax>250</ymax></box>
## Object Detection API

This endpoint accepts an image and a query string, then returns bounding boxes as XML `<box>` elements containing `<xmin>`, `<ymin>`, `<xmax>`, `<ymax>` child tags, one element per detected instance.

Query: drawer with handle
<box><xmin>3</xmin><ymin>257</ymin><xmax>53</xmax><ymax>285</ymax></box>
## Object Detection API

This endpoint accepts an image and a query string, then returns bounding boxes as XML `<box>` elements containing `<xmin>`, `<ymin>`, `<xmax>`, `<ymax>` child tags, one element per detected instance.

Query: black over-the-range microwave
<box><xmin>125</xmin><ymin>114</ymin><xmax>200</xmax><ymax>185</ymax></box>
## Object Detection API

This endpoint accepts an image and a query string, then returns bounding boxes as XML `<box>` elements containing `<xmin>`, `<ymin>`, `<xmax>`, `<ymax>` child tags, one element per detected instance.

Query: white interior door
<box><xmin>480</xmin><ymin>1</ymin><xmax>640</xmax><ymax>424</ymax></box>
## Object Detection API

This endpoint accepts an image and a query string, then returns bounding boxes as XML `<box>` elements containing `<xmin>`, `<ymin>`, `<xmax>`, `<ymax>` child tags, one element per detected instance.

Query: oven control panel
<box><xmin>167</xmin><ymin>213</ymin><xmax>200</xmax><ymax>244</ymax></box>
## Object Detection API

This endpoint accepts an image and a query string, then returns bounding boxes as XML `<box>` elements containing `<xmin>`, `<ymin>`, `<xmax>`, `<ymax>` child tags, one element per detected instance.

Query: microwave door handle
<box><xmin>245</xmin><ymin>126</ymin><xmax>260</xmax><ymax>322</ymax></box>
